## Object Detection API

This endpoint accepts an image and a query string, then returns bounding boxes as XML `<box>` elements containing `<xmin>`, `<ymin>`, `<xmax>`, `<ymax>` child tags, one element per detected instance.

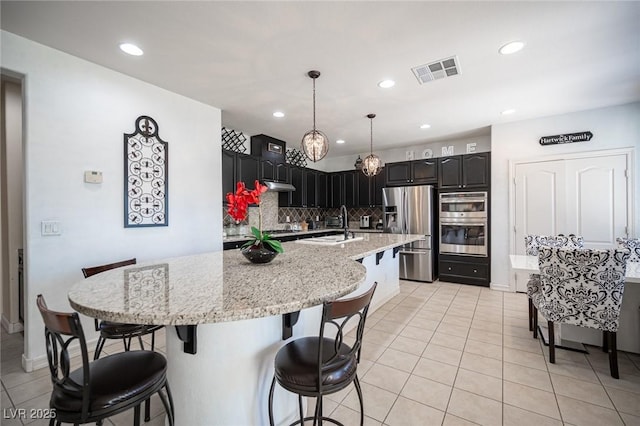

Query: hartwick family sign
<box><xmin>539</xmin><ymin>131</ymin><xmax>593</xmax><ymax>146</ymax></box>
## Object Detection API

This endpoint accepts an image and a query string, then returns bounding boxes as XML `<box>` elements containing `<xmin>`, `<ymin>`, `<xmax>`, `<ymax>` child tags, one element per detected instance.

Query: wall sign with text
<box><xmin>124</xmin><ymin>116</ymin><xmax>169</xmax><ymax>227</ymax></box>
<box><xmin>539</xmin><ymin>131</ymin><xmax>593</xmax><ymax>146</ymax></box>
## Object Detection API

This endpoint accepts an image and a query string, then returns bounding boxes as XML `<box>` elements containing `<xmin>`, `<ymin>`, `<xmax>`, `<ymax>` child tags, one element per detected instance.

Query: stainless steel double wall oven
<box><xmin>439</xmin><ymin>191</ymin><xmax>488</xmax><ymax>256</ymax></box>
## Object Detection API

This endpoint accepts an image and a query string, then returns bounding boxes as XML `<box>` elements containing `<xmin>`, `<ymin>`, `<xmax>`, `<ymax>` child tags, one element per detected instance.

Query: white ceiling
<box><xmin>2</xmin><ymin>1</ymin><xmax>639</xmax><ymax>159</ymax></box>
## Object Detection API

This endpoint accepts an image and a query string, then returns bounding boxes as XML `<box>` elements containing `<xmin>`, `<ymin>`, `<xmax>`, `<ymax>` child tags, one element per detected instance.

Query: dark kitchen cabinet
<box><xmin>305</xmin><ymin>170</ymin><xmax>318</xmax><ymax>207</ymax></box>
<box><xmin>236</xmin><ymin>153</ymin><xmax>260</xmax><ymax>187</ymax></box>
<box><xmin>356</xmin><ymin>167</ymin><xmax>385</xmax><ymax>207</ymax></box>
<box><xmin>385</xmin><ymin>160</ymin><xmax>437</xmax><ymax>186</ymax></box>
<box><xmin>317</xmin><ymin>172</ymin><xmax>328</xmax><ymax>208</ymax></box>
<box><xmin>329</xmin><ymin>173</ymin><xmax>343</xmax><ymax>208</ymax></box>
<box><xmin>343</xmin><ymin>171</ymin><xmax>357</xmax><ymax>208</ymax></box>
<box><xmin>222</xmin><ymin>150</ymin><xmax>236</xmax><ymax>198</ymax></box>
<box><xmin>438</xmin><ymin>254</ymin><xmax>490</xmax><ymax>287</ymax></box>
<box><xmin>373</xmin><ymin>169</ymin><xmax>385</xmax><ymax>206</ymax></box>
<box><xmin>279</xmin><ymin>166</ymin><xmax>305</xmax><ymax>207</ymax></box>
<box><xmin>260</xmin><ymin>159</ymin><xmax>287</xmax><ymax>182</ymax></box>
<box><xmin>222</xmin><ymin>150</ymin><xmax>260</xmax><ymax>201</ymax></box>
<box><xmin>438</xmin><ymin>152</ymin><xmax>490</xmax><ymax>189</ymax></box>
<box><xmin>412</xmin><ymin>159</ymin><xmax>438</xmax><ymax>184</ymax></box>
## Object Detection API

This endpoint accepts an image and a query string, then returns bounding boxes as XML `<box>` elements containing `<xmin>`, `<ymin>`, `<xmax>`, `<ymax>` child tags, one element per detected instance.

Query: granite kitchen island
<box><xmin>68</xmin><ymin>233</ymin><xmax>423</xmax><ymax>425</ymax></box>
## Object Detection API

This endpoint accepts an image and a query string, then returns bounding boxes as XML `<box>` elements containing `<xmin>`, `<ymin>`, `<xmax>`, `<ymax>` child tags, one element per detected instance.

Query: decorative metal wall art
<box><xmin>124</xmin><ymin>116</ymin><xmax>168</xmax><ymax>227</ymax></box>
<box><xmin>286</xmin><ymin>148</ymin><xmax>308</xmax><ymax>168</ymax></box>
<box><xmin>221</xmin><ymin>127</ymin><xmax>247</xmax><ymax>153</ymax></box>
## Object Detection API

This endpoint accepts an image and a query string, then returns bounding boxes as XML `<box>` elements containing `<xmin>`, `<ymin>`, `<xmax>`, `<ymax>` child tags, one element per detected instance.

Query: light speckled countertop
<box><xmin>68</xmin><ymin>233</ymin><xmax>423</xmax><ymax>325</ymax></box>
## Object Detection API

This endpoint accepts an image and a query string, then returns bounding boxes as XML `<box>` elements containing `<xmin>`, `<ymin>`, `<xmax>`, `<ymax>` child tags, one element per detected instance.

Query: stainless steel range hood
<box><xmin>264</xmin><ymin>181</ymin><xmax>296</xmax><ymax>192</ymax></box>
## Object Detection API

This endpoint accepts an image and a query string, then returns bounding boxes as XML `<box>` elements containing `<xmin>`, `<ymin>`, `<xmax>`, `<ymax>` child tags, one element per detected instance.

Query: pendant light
<box><xmin>301</xmin><ymin>70</ymin><xmax>329</xmax><ymax>162</ymax></box>
<box><xmin>362</xmin><ymin>114</ymin><xmax>382</xmax><ymax>177</ymax></box>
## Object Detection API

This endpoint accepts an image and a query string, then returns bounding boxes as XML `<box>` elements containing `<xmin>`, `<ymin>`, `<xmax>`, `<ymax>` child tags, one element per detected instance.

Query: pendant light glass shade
<box><xmin>301</xmin><ymin>70</ymin><xmax>329</xmax><ymax>162</ymax></box>
<box><xmin>302</xmin><ymin>129</ymin><xmax>329</xmax><ymax>162</ymax></box>
<box><xmin>362</xmin><ymin>114</ymin><xmax>382</xmax><ymax>177</ymax></box>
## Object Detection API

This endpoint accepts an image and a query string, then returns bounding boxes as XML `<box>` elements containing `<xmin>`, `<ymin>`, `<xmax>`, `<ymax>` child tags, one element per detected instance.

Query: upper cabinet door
<box><xmin>236</xmin><ymin>154</ymin><xmax>260</xmax><ymax>187</ymax></box>
<box><xmin>222</xmin><ymin>150</ymin><xmax>236</xmax><ymax>200</ymax></box>
<box><xmin>385</xmin><ymin>161</ymin><xmax>412</xmax><ymax>186</ymax></box>
<box><xmin>317</xmin><ymin>172</ymin><xmax>328</xmax><ymax>208</ymax></box>
<box><xmin>411</xmin><ymin>159</ymin><xmax>438</xmax><ymax>184</ymax></box>
<box><xmin>343</xmin><ymin>171</ymin><xmax>357</xmax><ymax>208</ymax></box>
<box><xmin>462</xmin><ymin>153</ymin><xmax>490</xmax><ymax>188</ymax></box>
<box><xmin>330</xmin><ymin>173</ymin><xmax>343</xmax><ymax>208</ymax></box>
<box><xmin>357</xmin><ymin>171</ymin><xmax>372</xmax><ymax>207</ymax></box>
<box><xmin>438</xmin><ymin>155</ymin><xmax>463</xmax><ymax>189</ymax></box>
<box><xmin>289</xmin><ymin>166</ymin><xmax>305</xmax><ymax>207</ymax></box>
<box><xmin>305</xmin><ymin>169</ymin><xmax>317</xmax><ymax>207</ymax></box>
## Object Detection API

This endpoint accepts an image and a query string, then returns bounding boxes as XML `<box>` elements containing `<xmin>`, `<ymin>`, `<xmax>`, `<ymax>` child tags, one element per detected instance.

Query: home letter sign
<box><xmin>124</xmin><ymin>116</ymin><xmax>168</xmax><ymax>227</ymax></box>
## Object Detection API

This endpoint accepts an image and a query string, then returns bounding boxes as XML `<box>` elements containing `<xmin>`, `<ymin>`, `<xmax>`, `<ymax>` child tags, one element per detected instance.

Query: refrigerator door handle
<box><xmin>403</xmin><ymin>190</ymin><xmax>408</xmax><ymax>234</ymax></box>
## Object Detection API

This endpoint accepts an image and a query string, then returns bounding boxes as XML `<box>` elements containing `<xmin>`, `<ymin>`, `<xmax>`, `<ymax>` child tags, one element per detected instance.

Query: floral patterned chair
<box><xmin>524</xmin><ymin>234</ymin><xmax>584</xmax><ymax>337</ymax></box>
<box><xmin>537</xmin><ymin>247</ymin><xmax>630</xmax><ymax>378</ymax></box>
<box><xmin>616</xmin><ymin>237</ymin><xmax>640</xmax><ymax>262</ymax></box>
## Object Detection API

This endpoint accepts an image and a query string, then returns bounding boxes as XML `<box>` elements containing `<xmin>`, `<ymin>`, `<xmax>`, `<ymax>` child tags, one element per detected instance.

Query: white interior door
<box><xmin>564</xmin><ymin>154</ymin><xmax>628</xmax><ymax>248</ymax></box>
<box><xmin>512</xmin><ymin>151</ymin><xmax>630</xmax><ymax>292</ymax></box>
<box><xmin>514</xmin><ymin>160</ymin><xmax>566</xmax><ymax>255</ymax></box>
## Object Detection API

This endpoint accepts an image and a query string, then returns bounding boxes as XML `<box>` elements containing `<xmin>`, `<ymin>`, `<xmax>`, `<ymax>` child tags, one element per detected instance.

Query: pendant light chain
<box><xmin>370</xmin><ymin>116</ymin><xmax>374</xmax><ymax>155</ymax></box>
<box><xmin>312</xmin><ymin>77</ymin><xmax>317</xmax><ymax>132</ymax></box>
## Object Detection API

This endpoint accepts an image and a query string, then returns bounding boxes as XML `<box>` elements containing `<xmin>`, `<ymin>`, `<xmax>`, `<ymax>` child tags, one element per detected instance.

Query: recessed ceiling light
<box><xmin>420</xmin><ymin>124</ymin><xmax>431</xmax><ymax>129</ymax></box>
<box><xmin>501</xmin><ymin>109</ymin><xmax>516</xmax><ymax>115</ymax></box>
<box><xmin>499</xmin><ymin>41</ymin><xmax>525</xmax><ymax>55</ymax></box>
<box><xmin>273</xmin><ymin>111</ymin><xmax>285</xmax><ymax>118</ymax></box>
<box><xmin>119</xmin><ymin>43</ymin><xmax>144</xmax><ymax>56</ymax></box>
<box><xmin>336</xmin><ymin>139</ymin><xmax>345</xmax><ymax>144</ymax></box>
<box><xmin>378</xmin><ymin>79</ymin><xmax>395</xmax><ymax>89</ymax></box>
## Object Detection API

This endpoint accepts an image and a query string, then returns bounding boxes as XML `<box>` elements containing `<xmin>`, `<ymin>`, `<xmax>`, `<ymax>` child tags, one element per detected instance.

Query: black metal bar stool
<box><xmin>268</xmin><ymin>282</ymin><xmax>377</xmax><ymax>426</ymax></box>
<box><xmin>82</xmin><ymin>258</ymin><xmax>164</xmax><ymax>421</ymax></box>
<box><xmin>36</xmin><ymin>295</ymin><xmax>175</xmax><ymax>426</ymax></box>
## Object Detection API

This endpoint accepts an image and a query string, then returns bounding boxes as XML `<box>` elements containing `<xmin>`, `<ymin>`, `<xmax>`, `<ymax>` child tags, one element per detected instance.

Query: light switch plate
<box><xmin>84</xmin><ymin>170</ymin><xmax>103</xmax><ymax>184</ymax></box>
<box><xmin>41</xmin><ymin>220</ymin><xmax>61</xmax><ymax>236</ymax></box>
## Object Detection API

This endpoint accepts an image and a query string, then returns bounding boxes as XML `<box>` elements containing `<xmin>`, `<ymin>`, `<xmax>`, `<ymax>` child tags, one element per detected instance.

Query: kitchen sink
<box><xmin>295</xmin><ymin>235</ymin><xmax>364</xmax><ymax>246</ymax></box>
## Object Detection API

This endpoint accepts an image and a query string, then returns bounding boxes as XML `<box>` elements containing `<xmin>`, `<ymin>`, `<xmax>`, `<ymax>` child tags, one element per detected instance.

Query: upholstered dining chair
<box><xmin>537</xmin><ymin>247</ymin><xmax>630</xmax><ymax>378</ymax></box>
<box><xmin>524</xmin><ymin>234</ymin><xmax>584</xmax><ymax>337</ymax></box>
<box><xmin>268</xmin><ymin>283</ymin><xmax>377</xmax><ymax>426</ymax></box>
<box><xmin>616</xmin><ymin>237</ymin><xmax>640</xmax><ymax>262</ymax></box>
<box><xmin>82</xmin><ymin>258</ymin><xmax>164</xmax><ymax>422</ymax></box>
<box><xmin>37</xmin><ymin>295</ymin><xmax>175</xmax><ymax>426</ymax></box>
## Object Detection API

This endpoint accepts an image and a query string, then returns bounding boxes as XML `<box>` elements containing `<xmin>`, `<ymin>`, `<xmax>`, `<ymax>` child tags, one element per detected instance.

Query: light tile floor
<box><xmin>2</xmin><ymin>280</ymin><xmax>640</xmax><ymax>425</ymax></box>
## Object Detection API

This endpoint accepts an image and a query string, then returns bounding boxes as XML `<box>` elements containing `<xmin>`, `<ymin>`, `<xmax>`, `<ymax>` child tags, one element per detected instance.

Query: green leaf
<box><xmin>264</xmin><ymin>239</ymin><xmax>284</xmax><ymax>253</ymax></box>
<box><xmin>250</xmin><ymin>226</ymin><xmax>262</xmax><ymax>240</ymax></box>
<box><xmin>241</xmin><ymin>240</ymin><xmax>257</xmax><ymax>248</ymax></box>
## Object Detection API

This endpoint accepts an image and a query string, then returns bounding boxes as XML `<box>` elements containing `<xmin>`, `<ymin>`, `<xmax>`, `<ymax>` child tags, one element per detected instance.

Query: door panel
<box><xmin>514</xmin><ymin>160</ymin><xmax>565</xmax><ymax>255</ymax></box>
<box><xmin>565</xmin><ymin>155</ymin><xmax>627</xmax><ymax>248</ymax></box>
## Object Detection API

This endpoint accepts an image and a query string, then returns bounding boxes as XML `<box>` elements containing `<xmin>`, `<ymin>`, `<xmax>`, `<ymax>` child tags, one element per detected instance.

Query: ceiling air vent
<box><xmin>411</xmin><ymin>56</ymin><xmax>460</xmax><ymax>84</ymax></box>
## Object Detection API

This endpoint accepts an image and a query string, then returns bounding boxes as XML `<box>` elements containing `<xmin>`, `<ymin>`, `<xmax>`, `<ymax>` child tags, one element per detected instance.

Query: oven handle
<box><xmin>440</xmin><ymin>198</ymin><xmax>486</xmax><ymax>203</ymax></box>
<box><xmin>440</xmin><ymin>221</ymin><xmax>486</xmax><ymax>226</ymax></box>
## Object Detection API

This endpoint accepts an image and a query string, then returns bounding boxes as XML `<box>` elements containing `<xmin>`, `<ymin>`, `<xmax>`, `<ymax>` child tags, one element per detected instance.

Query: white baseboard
<box><xmin>1</xmin><ymin>314</ymin><xmax>24</xmax><ymax>333</ymax></box>
<box><xmin>490</xmin><ymin>282</ymin><xmax>511</xmax><ymax>292</ymax></box>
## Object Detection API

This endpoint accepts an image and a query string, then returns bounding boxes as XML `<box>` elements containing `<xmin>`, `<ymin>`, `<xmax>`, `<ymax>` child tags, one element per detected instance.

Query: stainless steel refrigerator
<box><xmin>383</xmin><ymin>185</ymin><xmax>435</xmax><ymax>282</ymax></box>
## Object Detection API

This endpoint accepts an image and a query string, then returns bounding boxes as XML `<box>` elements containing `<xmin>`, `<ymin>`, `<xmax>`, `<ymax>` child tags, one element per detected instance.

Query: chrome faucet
<box><xmin>340</xmin><ymin>204</ymin><xmax>349</xmax><ymax>239</ymax></box>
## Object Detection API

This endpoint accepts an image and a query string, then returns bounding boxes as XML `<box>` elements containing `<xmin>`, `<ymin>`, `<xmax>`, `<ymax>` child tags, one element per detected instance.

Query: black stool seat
<box><xmin>274</xmin><ymin>337</ymin><xmax>357</xmax><ymax>394</ymax></box>
<box><xmin>52</xmin><ymin>351</ymin><xmax>167</xmax><ymax>414</ymax></box>
<box><xmin>269</xmin><ymin>283</ymin><xmax>377</xmax><ymax>426</ymax></box>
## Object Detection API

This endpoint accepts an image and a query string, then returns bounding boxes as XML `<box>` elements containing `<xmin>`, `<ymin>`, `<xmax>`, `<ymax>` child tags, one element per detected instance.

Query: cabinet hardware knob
<box><xmin>448</xmin><ymin>267</ymin><xmax>452</xmax><ymax>271</ymax></box>
<box><xmin>473</xmin><ymin>269</ymin><xmax>477</xmax><ymax>273</ymax></box>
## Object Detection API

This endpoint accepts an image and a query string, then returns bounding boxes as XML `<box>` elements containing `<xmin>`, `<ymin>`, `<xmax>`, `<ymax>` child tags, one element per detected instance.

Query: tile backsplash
<box><xmin>223</xmin><ymin>191</ymin><xmax>383</xmax><ymax>231</ymax></box>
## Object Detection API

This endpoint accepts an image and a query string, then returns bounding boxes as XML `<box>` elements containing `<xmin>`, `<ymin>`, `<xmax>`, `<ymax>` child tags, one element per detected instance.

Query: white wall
<box><xmin>1</xmin><ymin>31</ymin><xmax>223</xmax><ymax>368</ymax></box>
<box><xmin>0</xmin><ymin>79</ymin><xmax>24</xmax><ymax>331</ymax></box>
<box><xmin>491</xmin><ymin>102</ymin><xmax>640</xmax><ymax>291</ymax></box>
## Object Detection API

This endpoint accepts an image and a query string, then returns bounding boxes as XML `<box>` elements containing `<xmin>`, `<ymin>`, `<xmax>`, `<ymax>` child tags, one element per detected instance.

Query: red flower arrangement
<box><xmin>226</xmin><ymin>180</ymin><xmax>283</xmax><ymax>253</ymax></box>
